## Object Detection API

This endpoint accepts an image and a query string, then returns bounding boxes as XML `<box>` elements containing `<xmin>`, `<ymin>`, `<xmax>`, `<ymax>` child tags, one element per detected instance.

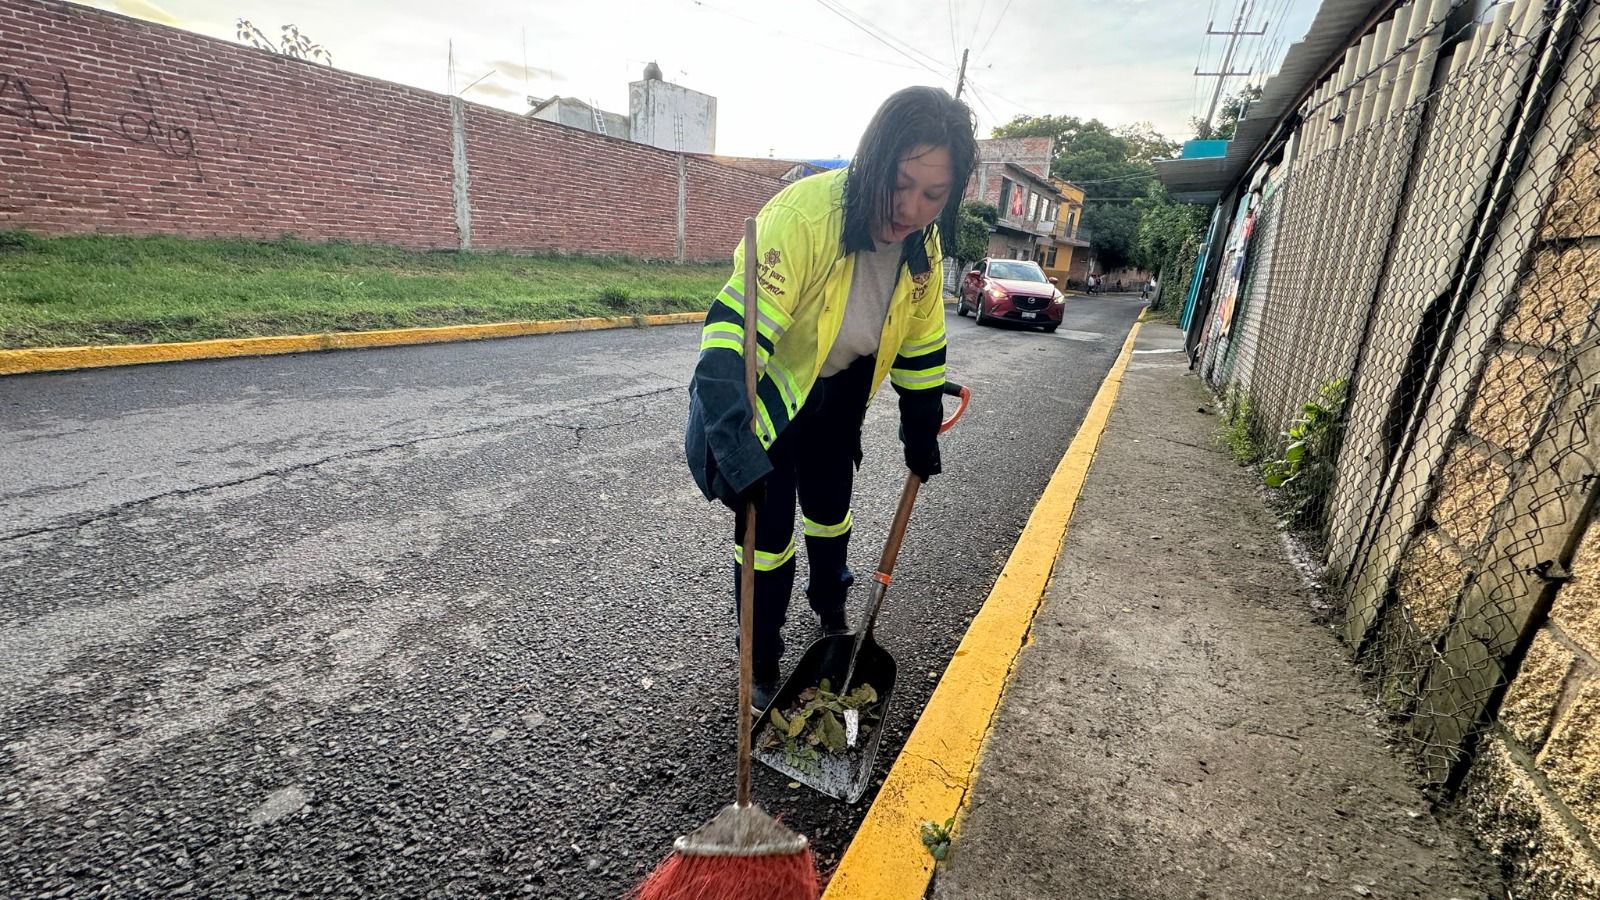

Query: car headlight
<box><xmin>1053</xmin><ymin>292</ymin><xmax>1065</xmax><ymax>305</ymax></box>
<box><xmin>988</xmin><ymin>286</ymin><xmax>1006</xmax><ymax>299</ymax></box>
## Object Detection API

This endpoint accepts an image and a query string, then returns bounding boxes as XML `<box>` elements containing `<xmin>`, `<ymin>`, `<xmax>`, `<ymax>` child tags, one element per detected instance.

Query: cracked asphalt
<box><xmin>0</xmin><ymin>297</ymin><xmax>1142</xmax><ymax>898</ymax></box>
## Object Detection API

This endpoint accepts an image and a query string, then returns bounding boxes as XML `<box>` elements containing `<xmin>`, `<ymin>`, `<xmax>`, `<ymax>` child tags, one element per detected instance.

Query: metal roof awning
<box><xmin>1154</xmin><ymin>157</ymin><xmax>1234</xmax><ymax>204</ymax></box>
<box><xmin>1155</xmin><ymin>0</ymin><xmax>1390</xmax><ymax>204</ymax></box>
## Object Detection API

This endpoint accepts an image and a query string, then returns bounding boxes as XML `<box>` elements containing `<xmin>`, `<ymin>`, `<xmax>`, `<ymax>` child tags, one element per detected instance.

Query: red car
<box><xmin>956</xmin><ymin>258</ymin><xmax>1065</xmax><ymax>332</ymax></box>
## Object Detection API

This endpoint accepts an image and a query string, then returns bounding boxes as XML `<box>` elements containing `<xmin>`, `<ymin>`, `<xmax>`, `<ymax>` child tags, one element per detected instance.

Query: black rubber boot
<box><xmin>751</xmin><ymin>660</ymin><xmax>781</xmax><ymax>718</ymax></box>
<box><xmin>818</xmin><ymin>606</ymin><xmax>850</xmax><ymax>636</ymax></box>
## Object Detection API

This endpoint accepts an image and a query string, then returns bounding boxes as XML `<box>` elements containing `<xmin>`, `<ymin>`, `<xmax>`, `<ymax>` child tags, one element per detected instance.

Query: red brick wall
<box><xmin>465</xmin><ymin>106</ymin><xmax>682</xmax><ymax>257</ymax></box>
<box><xmin>682</xmin><ymin>155</ymin><xmax>787</xmax><ymax>261</ymax></box>
<box><xmin>0</xmin><ymin>0</ymin><xmax>783</xmax><ymax>259</ymax></box>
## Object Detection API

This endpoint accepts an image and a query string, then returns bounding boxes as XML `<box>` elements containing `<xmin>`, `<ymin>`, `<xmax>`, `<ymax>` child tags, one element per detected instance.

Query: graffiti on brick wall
<box><xmin>0</xmin><ymin>62</ymin><xmax>254</xmax><ymax>180</ymax></box>
<box><xmin>0</xmin><ymin>69</ymin><xmax>91</xmax><ymax>131</ymax></box>
<box><xmin>119</xmin><ymin>73</ymin><xmax>201</xmax><ymax>169</ymax></box>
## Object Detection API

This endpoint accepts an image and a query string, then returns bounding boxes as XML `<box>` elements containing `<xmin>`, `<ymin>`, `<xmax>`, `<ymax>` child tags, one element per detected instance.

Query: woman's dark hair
<box><xmin>842</xmin><ymin>86</ymin><xmax>978</xmax><ymax>275</ymax></box>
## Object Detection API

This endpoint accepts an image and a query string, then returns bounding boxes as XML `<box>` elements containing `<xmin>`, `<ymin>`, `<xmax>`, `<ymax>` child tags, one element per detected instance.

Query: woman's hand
<box><xmin>905</xmin><ymin>441</ymin><xmax>941</xmax><ymax>481</ymax></box>
<box><xmin>713</xmin><ymin>469</ymin><xmax>768</xmax><ymax>512</ymax></box>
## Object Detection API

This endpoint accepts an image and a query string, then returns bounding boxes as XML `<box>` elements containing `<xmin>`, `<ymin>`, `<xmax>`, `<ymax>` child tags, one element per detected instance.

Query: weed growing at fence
<box><xmin>1219</xmin><ymin>389</ymin><xmax>1263</xmax><ymax>464</ymax></box>
<box><xmin>1263</xmin><ymin>378</ymin><xmax>1347</xmax><ymax>531</ymax></box>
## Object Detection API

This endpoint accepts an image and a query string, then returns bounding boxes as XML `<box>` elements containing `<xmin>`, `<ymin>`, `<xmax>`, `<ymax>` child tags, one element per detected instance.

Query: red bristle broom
<box><xmin>634</xmin><ymin>218</ymin><xmax>821</xmax><ymax>900</ymax></box>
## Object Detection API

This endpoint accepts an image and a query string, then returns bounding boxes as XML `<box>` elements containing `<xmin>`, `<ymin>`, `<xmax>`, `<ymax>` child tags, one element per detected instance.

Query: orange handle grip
<box><xmin>939</xmin><ymin>382</ymin><xmax>971</xmax><ymax>435</ymax></box>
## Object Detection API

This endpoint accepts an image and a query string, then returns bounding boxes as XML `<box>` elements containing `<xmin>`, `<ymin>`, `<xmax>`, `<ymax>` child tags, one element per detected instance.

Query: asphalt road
<box><xmin>0</xmin><ymin>296</ymin><xmax>1143</xmax><ymax>898</ymax></box>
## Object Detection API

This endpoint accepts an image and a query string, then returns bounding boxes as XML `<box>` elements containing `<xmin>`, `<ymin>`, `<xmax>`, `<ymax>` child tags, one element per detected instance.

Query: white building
<box><xmin>526</xmin><ymin>63</ymin><xmax>716</xmax><ymax>154</ymax></box>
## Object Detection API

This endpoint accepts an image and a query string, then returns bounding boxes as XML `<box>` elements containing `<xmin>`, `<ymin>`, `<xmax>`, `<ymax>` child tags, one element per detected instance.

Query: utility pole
<box><xmin>954</xmin><ymin>47</ymin><xmax>970</xmax><ymax>101</ymax></box>
<box><xmin>1196</xmin><ymin>0</ymin><xmax>1266</xmax><ymax>134</ymax></box>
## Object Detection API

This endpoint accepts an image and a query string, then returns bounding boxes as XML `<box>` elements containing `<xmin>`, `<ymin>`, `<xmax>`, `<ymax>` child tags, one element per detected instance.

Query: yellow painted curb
<box><xmin>0</xmin><ymin>311</ymin><xmax>708</xmax><ymax>377</ymax></box>
<box><xmin>823</xmin><ymin>320</ymin><xmax>1143</xmax><ymax>900</ymax></box>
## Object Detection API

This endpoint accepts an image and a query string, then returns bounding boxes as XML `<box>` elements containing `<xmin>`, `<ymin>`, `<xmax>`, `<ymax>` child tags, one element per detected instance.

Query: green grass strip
<box><xmin>0</xmin><ymin>231</ymin><xmax>728</xmax><ymax>348</ymax></box>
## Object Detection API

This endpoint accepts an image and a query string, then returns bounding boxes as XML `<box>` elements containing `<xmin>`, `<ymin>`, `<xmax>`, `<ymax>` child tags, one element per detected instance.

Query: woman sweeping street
<box><xmin>684</xmin><ymin>86</ymin><xmax>978</xmax><ymax>710</ymax></box>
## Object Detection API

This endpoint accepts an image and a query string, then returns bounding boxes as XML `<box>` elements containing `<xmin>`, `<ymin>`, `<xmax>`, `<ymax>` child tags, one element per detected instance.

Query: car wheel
<box><xmin>956</xmin><ymin>296</ymin><xmax>969</xmax><ymax>317</ymax></box>
<box><xmin>1042</xmin><ymin>323</ymin><xmax>1059</xmax><ymax>333</ymax></box>
<box><xmin>974</xmin><ymin>298</ymin><xmax>989</xmax><ymax>326</ymax></box>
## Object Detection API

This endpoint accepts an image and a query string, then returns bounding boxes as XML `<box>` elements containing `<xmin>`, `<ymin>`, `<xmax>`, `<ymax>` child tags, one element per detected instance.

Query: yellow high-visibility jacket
<box><xmin>686</xmin><ymin>168</ymin><xmax>948</xmax><ymax>500</ymax></box>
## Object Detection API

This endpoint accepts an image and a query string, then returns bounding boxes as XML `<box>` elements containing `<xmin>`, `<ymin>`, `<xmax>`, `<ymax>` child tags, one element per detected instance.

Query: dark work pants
<box><xmin>733</xmin><ymin>355</ymin><xmax>876</xmax><ymax>678</ymax></box>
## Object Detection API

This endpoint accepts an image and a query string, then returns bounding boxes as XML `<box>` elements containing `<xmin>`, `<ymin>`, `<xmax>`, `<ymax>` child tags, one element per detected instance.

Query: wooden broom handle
<box><xmin>737</xmin><ymin>217</ymin><xmax>759</xmax><ymax>808</ymax></box>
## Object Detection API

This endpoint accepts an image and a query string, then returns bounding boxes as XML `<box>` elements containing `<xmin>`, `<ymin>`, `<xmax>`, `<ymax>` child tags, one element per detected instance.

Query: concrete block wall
<box><xmin>1463</xmin><ymin>517</ymin><xmax>1600</xmax><ymax>897</ymax></box>
<box><xmin>1397</xmin><ymin>106</ymin><xmax>1600</xmax><ymax>899</ymax></box>
<box><xmin>0</xmin><ymin>0</ymin><xmax>783</xmax><ymax>260</ymax></box>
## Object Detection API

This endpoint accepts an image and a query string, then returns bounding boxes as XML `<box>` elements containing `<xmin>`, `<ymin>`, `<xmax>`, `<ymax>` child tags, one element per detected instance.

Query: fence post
<box><xmin>676</xmin><ymin>153</ymin><xmax>687</xmax><ymax>264</ymax></box>
<box><xmin>450</xmin><ymin>97</ymin><xmax>473</xmax><ymax>252</ymax></box>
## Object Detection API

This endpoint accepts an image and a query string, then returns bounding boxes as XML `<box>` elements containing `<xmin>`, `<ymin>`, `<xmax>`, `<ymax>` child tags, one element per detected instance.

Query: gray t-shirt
<box><xmin>821</xmin><ymin>240</ymin><xmax>902</xmax><ymax>377</ymax></box>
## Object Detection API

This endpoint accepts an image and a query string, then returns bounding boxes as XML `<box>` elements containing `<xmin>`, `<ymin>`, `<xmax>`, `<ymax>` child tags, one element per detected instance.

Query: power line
<box><xmin>1070</xmin><ymin>171</ymin><xmax>1162</xmax><ymax>185</ymax></box>
<box><xmin>1247</xmin><ymin>0</ymin><xmax>1294</xmax><ymax>84</ymax></box>
<box><xmin>813</xmin><ymin>0</ymin><xmax>954</xmax><ymax>79</ymax></box>
<box><xmin>685</xmin><ymin>0</ymin><xmax>935</xmax><ymax>73</ymax></box>
<box><xmin>975</xmin><ymin>0</ymin><xmax>1014</xmax><ymax>58</ymax></box>
<box><xmin>947</xmin><ymin>0</ymin><xmax>961</xmax><ymax>64</ymax></box>
<box><xmin>1195</xmin><ymin>0</ymin><xmax>1267</xmax><ymax>132</ymax></box>
<box><xmin>822</xmin><ymin>0</ymin><xmax>954</xmax><ymax>71</ymax></box>
<box><xmin>963</xmin><ymin>80</ymin><xmax>1005</xmax><ymax>130</ymax></box>
<box><xmin>963</xmin><ymin>75</ymin><xmax>1034</xmax><ymax>115</ymax></box>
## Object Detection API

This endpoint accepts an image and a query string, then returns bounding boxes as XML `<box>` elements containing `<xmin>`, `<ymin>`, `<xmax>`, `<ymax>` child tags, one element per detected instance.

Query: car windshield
<box><xmin>988</xmin><ymin>261</ymin><xmax>1048</xmax><ymax>283</ymax></box>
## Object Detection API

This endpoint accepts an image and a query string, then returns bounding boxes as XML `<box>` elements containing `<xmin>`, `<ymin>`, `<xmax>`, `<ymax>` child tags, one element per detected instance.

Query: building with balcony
<box><xmin>1043</xmin><ymin>177</ymin><xmax>1091</xmax><ymax>289</ymax></box>
<box><xmin>963</xmin><ymin>137</ymin><xmax>1070</xmax><ymax>266</ymax></box>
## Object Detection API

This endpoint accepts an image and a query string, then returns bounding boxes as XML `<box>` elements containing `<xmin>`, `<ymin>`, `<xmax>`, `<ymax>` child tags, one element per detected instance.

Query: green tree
<box><xmin>1081</xmin><ymin>202</ymin><xmax>1139</xmax><ymax>272</ymax></box>
<box><xmin>236</xmin><ymin>19</ymin><xmax>333</xmax><ymax>64</ymax></box>
<box><xmin>961</xmin><ymin>199</ymin><xmax>998</xmax><ymax>226</ymax></box>
<box><xmin>954</xmin><ymin>200</ymin><xmax>997</xmax><ymax>268</ymax></box>
<box><xmin>1191</xmin><ymin>85</ymin><xmax>1261</xmax><ymax>141</ymax></box>
<box><xmin>990</xmin><ymin>115</ymin><xmax>1179</xmax><ymax>272</ymax></box>
<box><xmin>1134</xmin><ymin>189</ymin><xmax>1208</xmax><ymax>271</ymax></box>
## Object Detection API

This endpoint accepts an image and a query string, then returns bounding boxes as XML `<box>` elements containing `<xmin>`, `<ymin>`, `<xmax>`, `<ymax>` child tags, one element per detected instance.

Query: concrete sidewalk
<box><xmin>931</xmin><ymin>324</ymin><xmax>1505</xmax><ymax>899</ymax></box>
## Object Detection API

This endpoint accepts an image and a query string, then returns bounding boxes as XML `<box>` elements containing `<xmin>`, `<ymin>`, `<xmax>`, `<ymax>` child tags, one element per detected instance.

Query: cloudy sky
<box><xmin>82</xmin><ymin>0</ymin><xmax>1318</xmax><ymax>158</ymax></box>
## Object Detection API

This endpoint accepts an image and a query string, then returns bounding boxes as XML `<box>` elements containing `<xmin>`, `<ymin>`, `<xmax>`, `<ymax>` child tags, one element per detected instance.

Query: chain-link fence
<box><xmin>1186</xmin><ymin>0</ymin><xmax>1600</xmax><ymax>787</ymax></box>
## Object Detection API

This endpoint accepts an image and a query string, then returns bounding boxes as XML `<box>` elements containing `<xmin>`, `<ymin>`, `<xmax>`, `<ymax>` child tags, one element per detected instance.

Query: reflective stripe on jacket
<box><xmin>686</xmin><ymin>168</ymin><xmax>947</xmax><ymax>501</ymax></box>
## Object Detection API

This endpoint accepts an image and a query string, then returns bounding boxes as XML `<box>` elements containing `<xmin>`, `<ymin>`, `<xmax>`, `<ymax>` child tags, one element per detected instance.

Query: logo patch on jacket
<box><xmin>912</xmin><ymin>270</ymin><xmax>931</xmax><ymax>301</ymax></box>
<box><xmin>758</xmin><ymin>249</ymin><xmax>787</xmax><ymax>296</ymax></box>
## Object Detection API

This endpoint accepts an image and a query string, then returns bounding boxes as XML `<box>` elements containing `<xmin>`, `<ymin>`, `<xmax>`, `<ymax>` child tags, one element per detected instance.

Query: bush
<box><xmin>1262</xmin><ymin>379</ymin><xmax>1348</xmax><ymax>531</ymax></box>
<box><xmin>0</xmin><ymin>230</ymin><xmax>43</xmax><ymax>253</ymax></box>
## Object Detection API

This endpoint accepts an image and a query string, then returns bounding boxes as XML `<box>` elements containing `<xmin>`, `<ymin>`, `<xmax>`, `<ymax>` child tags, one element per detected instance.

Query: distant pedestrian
<box><xmin>1087</xmin><ymin>273</ymin><xmax>1097</xmax><ymax>293</ymax></box>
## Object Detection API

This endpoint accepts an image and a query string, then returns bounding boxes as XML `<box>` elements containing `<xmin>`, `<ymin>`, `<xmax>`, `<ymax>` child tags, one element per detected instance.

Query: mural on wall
<box><xmin>1215</xmin><ymin>199</ymin><xmax>1259</xmax><ymax>339</ymax></box>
